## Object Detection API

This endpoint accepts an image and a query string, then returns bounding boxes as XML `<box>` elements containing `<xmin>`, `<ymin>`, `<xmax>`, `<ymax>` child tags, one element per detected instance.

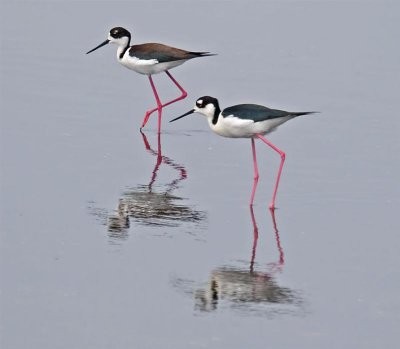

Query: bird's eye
<box><xmin>196</xmin><ymin>99</ymin><xmax>203</xmax><ymax>107</ymax></box>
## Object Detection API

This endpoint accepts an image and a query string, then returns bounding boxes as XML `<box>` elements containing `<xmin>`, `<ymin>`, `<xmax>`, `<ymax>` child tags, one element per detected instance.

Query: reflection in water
<box><xmin>174</xmin><ymin>208</ymin><xmax>303</xmax><ymax>317</ymax></box>
<box><xmin>90</xmin><ymin>132</ymin><xmax>205</xmax><ymax>241</ymax></box>
<box><xmin>107</xmin><ymin>185</ymin><xmax>204</xmax><ymax>229</ymax></box>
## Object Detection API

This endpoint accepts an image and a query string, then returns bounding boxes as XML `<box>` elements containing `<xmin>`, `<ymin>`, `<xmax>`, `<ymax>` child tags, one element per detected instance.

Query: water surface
<box><xmin>1</xmin><ymin>1</ymin><xmax>399</xmax><ymax>348</ymax></box>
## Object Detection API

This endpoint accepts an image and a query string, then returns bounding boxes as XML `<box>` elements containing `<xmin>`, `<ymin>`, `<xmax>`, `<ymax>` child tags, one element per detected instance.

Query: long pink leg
<box><xmin>250</xmin><ymin>138</ymin><xmax>260</xmax><ymax>206</ymax></box>
<box><xmin>256</xmin><ymin>135</ymin><xmax>286</xmax><ymax>210</ymax></box>
<box><xmin>164</xmin><ymin>70</ymin><xmax>188</xmax><ymax>105</ymax></box>
<box><xmin>141</xmin><ymin>71</ymin><xmax>188</xmax><ymax>130</ymax></box>
<box><xmin>145</xmin><ymin>75</ymin><xmax>163</xmax><ymax>133</ymax></box>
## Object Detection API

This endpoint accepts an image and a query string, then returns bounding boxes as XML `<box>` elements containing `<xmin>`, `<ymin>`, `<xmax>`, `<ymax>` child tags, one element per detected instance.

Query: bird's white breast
<box><xmin>209</xmin><ymin>114</ymin><xmax>293</xmax><ymax>138</ymax></box>
<box><xmin>118</xmin><ymin>51</ymin><xmax>188</xmax><ymax>75</ymax></box>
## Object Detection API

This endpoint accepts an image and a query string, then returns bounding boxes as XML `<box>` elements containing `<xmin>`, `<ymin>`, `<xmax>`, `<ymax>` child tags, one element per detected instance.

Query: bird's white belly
<box><xmin>119</xmin><ymin>55</ymin><xmax>188</xmax><ymax>75</ymax></box>
<box><xmin>210</xmin><ymin>115</ymin><xmax>294</xmax><ymax>138</ymax></box>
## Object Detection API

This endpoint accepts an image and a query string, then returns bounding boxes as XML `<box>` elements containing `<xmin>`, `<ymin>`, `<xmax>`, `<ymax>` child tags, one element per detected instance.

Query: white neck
<box><xmin>206</xmin><ymin>115</ymin><xmax>216</xmax><ymax>129</ymax></box>
<box><xmin>117</xmin><ymin>45</ymin><xmax>126</xmax><ymax>61</ymax></box>
<box><xmin>108</xmin><ymin>36</ymin><xmax>130</xmax><ymax>61</ymax></box>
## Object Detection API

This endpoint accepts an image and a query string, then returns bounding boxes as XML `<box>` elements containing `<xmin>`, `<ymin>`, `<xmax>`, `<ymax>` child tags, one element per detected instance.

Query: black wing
<box><xmin>222</xmin><ymin>104</ymin><xmax>291</xmax><ymax>122</ymax></box>
<box><xmin>222</xmin><ymin>104</ymin><xmax>315</xmax><ymax>122</ymax></box>
<box><xmin>129</xmin><ymin>43</ymin><xmax>213</xmax><ymax>63</ymax></box>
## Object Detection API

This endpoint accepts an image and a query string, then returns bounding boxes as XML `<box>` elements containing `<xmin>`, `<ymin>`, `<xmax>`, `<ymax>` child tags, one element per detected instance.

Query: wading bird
<box><xmin>86</xmin><ymin>27</ymin><xmax>214</xmax><ymax>133</ymax></box>
<box><xmin>170</xmin><ymin>96</ymin><xmax>317</xmax><ymax>209</ymax></box>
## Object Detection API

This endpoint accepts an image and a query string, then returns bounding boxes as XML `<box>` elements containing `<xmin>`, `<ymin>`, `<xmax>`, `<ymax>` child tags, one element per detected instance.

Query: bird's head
<box><xmin>170</xmin><ymin>96</ymin><xmax>221</xmax><ymax>123</ymax></box>
<box><xmin>107</xmin><ymin>27</ymin><xmax>131</xmax><ymax>46</ymax></box>
<box><xmin>86</xmin><ymin>27</ymin><xmax>131</xmax><ymax>54</ymax></box>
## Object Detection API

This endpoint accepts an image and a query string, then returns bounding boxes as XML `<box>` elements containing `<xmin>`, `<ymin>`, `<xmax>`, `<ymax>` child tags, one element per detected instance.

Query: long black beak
<box><xmin>86</xmin><ymin>39</ymin><xmax>110</xmax><ymax>54</ymax></box>
<box><xmin>169</xmin><ymin>109</ymin><xmax>195</xmax><ymax>123</ymax></box>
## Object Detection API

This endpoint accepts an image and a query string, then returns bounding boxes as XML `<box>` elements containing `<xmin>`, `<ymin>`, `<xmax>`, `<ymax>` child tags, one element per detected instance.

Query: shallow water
<box><xmin>1</xmin><ymin>1</ymin><xmax>399</xmax><ymax>348</ymax></box>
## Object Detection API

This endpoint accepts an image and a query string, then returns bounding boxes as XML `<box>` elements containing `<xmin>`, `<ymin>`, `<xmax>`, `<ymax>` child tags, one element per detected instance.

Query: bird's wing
<box><xmin>128</xmin><ymin>43</ymin><xmax>208</xmax><ymax>62</ymax></box>
<box><xmin>222</xmin><ymin>104</ymin><xmax>292</xmax><ymax>122</ymax></box>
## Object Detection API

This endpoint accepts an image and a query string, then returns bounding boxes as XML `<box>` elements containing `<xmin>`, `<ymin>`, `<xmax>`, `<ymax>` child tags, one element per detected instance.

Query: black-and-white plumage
<box><xmin>87</xmin><ymin>27</ymin><xmax>214</xmax><ymax>75</ymax></box>
<box><xmin>170</xmin><ymin>96</ymin><xmax>318</xmax><ymax>209</ymax></box>
<box><xmin>170</xmin><ymin>96</ymin><xmax>316</xmax><ymax>138</ymax></box>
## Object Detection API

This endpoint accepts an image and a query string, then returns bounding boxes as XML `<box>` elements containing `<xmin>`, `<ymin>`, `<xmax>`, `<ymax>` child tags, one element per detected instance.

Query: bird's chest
<box><xmin>209</xmin><ymin>116</ymin><xmax>254</xmax><ymax>138</ymax></box>
<box><xmin>118</xmin><ymin>54</ymin><xmax>159</xmax><ymax>74</ymax></box>
<box><xmin>118</xmin><ymin>52</ymin><xmax>186</xmax><ymax>75</ymax></box>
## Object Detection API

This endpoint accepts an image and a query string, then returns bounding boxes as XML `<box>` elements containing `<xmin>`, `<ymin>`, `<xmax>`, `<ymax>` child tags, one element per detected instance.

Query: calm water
<box><xmin>1</xmin><ymin>1</ymin><xmax>399</xmax><ymax>348</ymax></box>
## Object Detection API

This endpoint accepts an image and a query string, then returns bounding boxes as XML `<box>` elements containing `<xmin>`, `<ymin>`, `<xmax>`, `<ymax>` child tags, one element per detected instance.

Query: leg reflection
<box><xmin>141</xmin><ymin>131</ymin><xmax>187</xmax><ymax>193</ymax></box>
<box><xmin>249</xmin><ymin>206</ymin><xmax>285</xmax><ymax>273</ymax></box>
<box><xmin>249</xmin><ymin>205</ymin><xmax>259</xmax><ymax>273</ymax></box>
<box><xmin>193</xmin><ymin>208</ymin><xmax>300</xmax><ymax>314</ymax></box>
<box><xmin>105</xmin><ymin>132</ymin><xmax>203</xmax><ymax>236</ymax></box>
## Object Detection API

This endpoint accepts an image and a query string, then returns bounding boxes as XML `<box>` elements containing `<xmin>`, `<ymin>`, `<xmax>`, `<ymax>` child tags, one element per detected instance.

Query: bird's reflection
<box><xmin>92</xmin><ymin>132</ymin><xmax>206</xmax><ymax>240</ymax></box>
<box><xmin>174</xmin><ymin>208</ymin><xmax>303</xmax><ymax>316</ymax></box>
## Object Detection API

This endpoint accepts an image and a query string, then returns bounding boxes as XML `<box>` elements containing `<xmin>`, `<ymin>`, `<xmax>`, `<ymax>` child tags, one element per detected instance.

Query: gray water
<box><xmin>1</xmin><ymin>1</ymin><xmax>399</xmax><ymax>348</ymax></box>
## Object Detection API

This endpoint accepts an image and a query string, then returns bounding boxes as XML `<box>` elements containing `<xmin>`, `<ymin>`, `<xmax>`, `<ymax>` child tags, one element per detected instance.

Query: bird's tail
<box><xmin>190</xmin><ymin>51</ymin><xmax>217</xmax><ymax>57</ymax></box>
<box><xmin>291</xmin><ymin>111</ymin><xmax>320</xmax><ymax>117</ymax></box>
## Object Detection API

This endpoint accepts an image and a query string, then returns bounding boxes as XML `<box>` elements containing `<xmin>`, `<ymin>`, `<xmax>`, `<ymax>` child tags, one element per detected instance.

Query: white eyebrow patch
<box><xmin>196</xmin><ymin>99</ymin><xmax>203</xmax><ymax>105</ymax></box>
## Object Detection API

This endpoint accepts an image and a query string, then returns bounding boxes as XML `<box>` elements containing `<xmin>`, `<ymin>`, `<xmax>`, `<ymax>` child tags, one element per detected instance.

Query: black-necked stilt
<box><xmin>86</xmin><ymin>27</ymin><xmax>215</xmax><ymax>132</ymax></box>
<box><xmin>170</xmin><ymin>96</ymin><xmax>317</xmax><ymax>209</ymax></box>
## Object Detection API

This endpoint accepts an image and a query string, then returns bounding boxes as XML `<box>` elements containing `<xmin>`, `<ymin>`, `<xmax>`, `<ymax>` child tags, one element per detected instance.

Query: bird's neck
<box><xmin>207</xmin><ymin>110</ymin><xmax>222</xmax><ymax>132</ymax></box>
<box><xmin>211</xmin><ymin>105</ymin><xmax>221</xmax><ymax>125</ymax></box>
<box><xmin>117</xmin><ymin>38</ymin><xmax>130</xmax><ymax>60</ymax></box>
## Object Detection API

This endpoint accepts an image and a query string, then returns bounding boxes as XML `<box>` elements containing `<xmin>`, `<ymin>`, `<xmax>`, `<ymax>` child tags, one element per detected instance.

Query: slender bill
<box><xmin>86</xmin><ymin>39</ymin><xmax>110</xmax><ymax>54</ymax></box>
<box><xmin>169</xmin><ymin>109</ymin><xmax>195</xmax><ymax>123</ymax></box>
